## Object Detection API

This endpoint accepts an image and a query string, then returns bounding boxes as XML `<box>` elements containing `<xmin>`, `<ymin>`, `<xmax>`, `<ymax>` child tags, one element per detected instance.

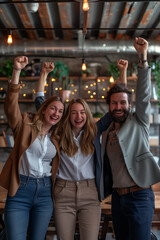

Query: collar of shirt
<box><xmin>38</xmin><ymin>132</ymin><xmax>51</xmax><ymax>141</ymax></box>
<box><xmin>72</xmin><ymin>129</ymin><xmax>84</xmax><ymax>143</ymax></box>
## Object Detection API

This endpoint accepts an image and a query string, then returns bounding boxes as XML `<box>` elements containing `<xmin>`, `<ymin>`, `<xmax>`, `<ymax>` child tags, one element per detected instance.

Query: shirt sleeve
<box><xmin>35</xmin><ymin>92</ymin><xmax>45</xmax><ymax>111</ymax></box>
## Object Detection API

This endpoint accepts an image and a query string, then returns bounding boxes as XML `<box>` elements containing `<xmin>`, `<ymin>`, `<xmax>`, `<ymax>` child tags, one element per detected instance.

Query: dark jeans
<box><xmin>112</xmin><ymin>187</ymin><xmax>155</xmax><ymax>240</ymax></box>
<box><xmin>4</xmin><ymin>175</ymin><xmax>53</xmax><ymax>240</ymax></box>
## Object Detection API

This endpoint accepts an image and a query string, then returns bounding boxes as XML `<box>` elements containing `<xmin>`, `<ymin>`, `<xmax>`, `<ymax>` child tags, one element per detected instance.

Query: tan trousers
<box><xmin>54</xmin><ymin>178</ymin><xmax>101</xmax><ymax>240</ymax></box>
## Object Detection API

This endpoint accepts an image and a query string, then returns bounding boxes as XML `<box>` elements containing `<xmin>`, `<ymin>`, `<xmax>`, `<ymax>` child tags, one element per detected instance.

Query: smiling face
<box><xmin>70</xmin><ymin>103</ymin><xmax>87</xmax><ymax>136</ymax></box>
<box><xmin>109</xmin><ymin>92</ymin><xmax>130</xmax><ymax>124</ymax></box>
<box><xmin>43</xmin><ymin>100</ymin><xmax>64</xmax><ymax>128</ymax></box>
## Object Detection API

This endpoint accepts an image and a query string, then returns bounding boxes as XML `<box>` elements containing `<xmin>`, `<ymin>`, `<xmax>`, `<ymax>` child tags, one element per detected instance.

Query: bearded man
<box><xmin>100</xmin><ymin>37</ymin><xmax>160</xmax><ymax>240</ymax></box>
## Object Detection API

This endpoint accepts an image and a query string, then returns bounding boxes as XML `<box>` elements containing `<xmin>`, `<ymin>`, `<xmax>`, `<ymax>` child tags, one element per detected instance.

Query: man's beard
<box><xmin>110</xmin><ymin>109</ymin><xmax>130</xmax><ymax>124</ymax></box>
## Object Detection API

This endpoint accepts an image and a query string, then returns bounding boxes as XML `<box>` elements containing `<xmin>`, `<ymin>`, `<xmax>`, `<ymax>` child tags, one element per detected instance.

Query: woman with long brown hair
<box><xmin>54</xmin><ymin>98</ymin><xmax>99</xmax><ymax>240</ymax></box>
<box><xmin>35</xmin><ymin>59</ymin><xmax>128</xmax><ymax>240</ymax></box>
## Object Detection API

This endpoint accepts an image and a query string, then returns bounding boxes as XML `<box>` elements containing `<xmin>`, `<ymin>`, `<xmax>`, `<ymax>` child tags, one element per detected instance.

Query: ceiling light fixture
<box><xmin>27</xmin><ymin>2</ymin><xmax>39</xmax><ymax>13</ymax></box>
<box><xmin>82</xmin><ymin>0</ymin><xmax>89</xmax><ymax>11</ymax></box>
<box><xmin>7</xmin><ymin>30</ymin><xmax>13</xmax><ymax>44</ymax></box>
<box><xmin>82</xmin><ymin>58</ymin><xmax>87</xmax><ymax>71</ymax></box>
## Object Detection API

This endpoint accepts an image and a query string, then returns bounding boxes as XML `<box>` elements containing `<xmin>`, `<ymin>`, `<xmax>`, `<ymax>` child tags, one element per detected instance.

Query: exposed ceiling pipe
<box><xmin>1</xmin><ymin>40</ymin><xmax>160</xmax><ymax>57</ymax></box>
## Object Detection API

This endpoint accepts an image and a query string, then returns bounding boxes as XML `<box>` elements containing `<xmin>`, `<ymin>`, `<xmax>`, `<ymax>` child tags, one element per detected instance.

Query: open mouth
<box><xmin>114</xmin><ymin>111</ymin><xmax>124</xmax><ymax>116</ymax></box>
<box><xmin>75</xmin><ymin>120</ymin><xmax>83</xmax><ymax>124</ymax></box>
<box><xmin>50</xmin><ymin>116</ymin><xmax>58</xmax><ymax>121</ymax></box>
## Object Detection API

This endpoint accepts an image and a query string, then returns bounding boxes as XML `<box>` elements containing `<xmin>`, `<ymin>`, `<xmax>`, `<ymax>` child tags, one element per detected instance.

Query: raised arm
<box><xmin>36</xmin><ymin>62</ymin><xmax>54</xmax><ymax>92</ymax></box>
<box><xmin>12</xmin><ymin>56</ymin><xmax>28</xmax><ymax>84</ymax></box>
<box><xmin>4</xmin><ymin>56</ymin><xmax>28</xmax><ymax>131</ymax></box>
<box><xmin>134</xmin><ymin>37</ymin><xmax>148</xmax><ymax>69</ymax></box>
<box><xmin>117</xmin><ymin>59</ymin><xmax>128</xmax><ymax>85</ymax></box>
<box><xmin>35</xmin><ymin>62</ymin><xmax>54</xmax><ymax>111</ymax></box>
<box><xmin>133</xmin><ymin>37</ymin><xmax>151</xmax><ymax>128</ymax></box>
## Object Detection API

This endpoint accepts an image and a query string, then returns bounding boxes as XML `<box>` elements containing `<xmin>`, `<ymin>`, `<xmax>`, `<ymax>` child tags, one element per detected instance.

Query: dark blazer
<box><xmin>94</xmin><ymin>113</ymin><xmax>112</xmax><ymax>200</ymax></box>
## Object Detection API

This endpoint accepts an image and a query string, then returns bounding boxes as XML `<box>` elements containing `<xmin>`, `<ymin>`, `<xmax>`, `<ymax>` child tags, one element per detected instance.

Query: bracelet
<box><xmin>14</xmin><ymin>67</ymin><xmax>21</xmax><ymax>71</ymax></box>
<box><xmin>138</xmin><ymin>59</ymin><xmax>148</xmax><ymax>64</ymax></box>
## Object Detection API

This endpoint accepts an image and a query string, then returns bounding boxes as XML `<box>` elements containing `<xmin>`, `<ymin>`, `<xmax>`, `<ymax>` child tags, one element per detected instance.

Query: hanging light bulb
<box><xmin>7</xmin><ymin>30</ymin><xmax>13</xmax><ymax>44</ymax></box>
<box><xmin>82</xmin><ymin>0</ymin><xmax>89</xmax><ymax>11</ymax></box>
<box><xmin>109</xmin><ymin>75</ymin><xmax>114</xmax><ymax>83</ymax></box>
<box><xmin>82</xmin><ymin>59</ymin><xmax>87</xmax><ymax>71</ymax></box>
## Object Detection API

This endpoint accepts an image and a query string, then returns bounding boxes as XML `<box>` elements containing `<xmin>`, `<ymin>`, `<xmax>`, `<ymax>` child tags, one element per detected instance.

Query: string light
<box><xmin>82</xmin><ymin>0</ymin><xmax>89</xmax><ymax>11</ymax></box>
<box><xmin>7</xmin><ymin>30</ymin><xmax>13</xmax><ymax>44</ymax></box>
<box><xmin>109</xmin><ymin>75</ymin><xmax>114</xmax><ymax>83</ymax></box>
<box><xmin>82</xmin><ymin>59</ymin><xmax>87</xmax><ymax>71</ymax></box>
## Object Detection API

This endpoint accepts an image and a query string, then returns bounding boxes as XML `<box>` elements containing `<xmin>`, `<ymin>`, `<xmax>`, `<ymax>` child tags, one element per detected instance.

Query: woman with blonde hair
<box><xmin>0</xmin><ymin>57</ymin><xmax>64</xmax><ymax>240</ymax></box>
<box><xmin>36</xmin><ymin>93</ymin><xmax>101</xmax><ymax>239</ymax></box>
<box><xmin>53</xmin><ymin>97</ymin><xmax>100</xmax><ymax>240</ymax></box>
<box><xmin>60</xmin><ymin>98</ymin><xmax>96</xmax><ymax>156</ymax></box>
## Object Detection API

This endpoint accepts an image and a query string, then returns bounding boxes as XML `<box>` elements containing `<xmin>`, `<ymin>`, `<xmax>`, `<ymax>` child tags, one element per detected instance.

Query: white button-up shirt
<box><xmin>20</xmin><ymin>133</ymin><xmax>56</xmax><ymax>177</ymax></box>
<box><xmin>57</xmin><ymin>131</ymin><xmax>95</xmax><ymax>180</ymax></box>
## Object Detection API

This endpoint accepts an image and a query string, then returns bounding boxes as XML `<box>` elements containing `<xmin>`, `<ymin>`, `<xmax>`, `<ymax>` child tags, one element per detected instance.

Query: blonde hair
<box><xmin>32</xmin><ymin>96</ymin><xmax>64</xmax><ymax>141</ymax></box>
<box><xmin>60</xmin><ymin>98</ymin><xmax>97</xmax><ymax>157</ymax></box>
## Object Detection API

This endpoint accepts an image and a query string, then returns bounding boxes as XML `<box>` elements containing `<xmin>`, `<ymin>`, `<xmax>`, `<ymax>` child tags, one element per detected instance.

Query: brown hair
<box><xmin>32</xmin><ymin>96</ymin><xmax>65</xmax><ymax>140</ymax></box>
<box><xmin>106</xmin><ymin>82</ymin><xmax>132</xmax><ymax>105</ymax></box>
<box><xmin>60</xmin><ymin>98</ymin><xmax>97</xmax><ymax>157</ymax></box>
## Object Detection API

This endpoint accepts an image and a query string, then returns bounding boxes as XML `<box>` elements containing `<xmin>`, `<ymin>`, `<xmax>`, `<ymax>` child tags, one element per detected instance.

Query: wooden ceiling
<box><xmin>0</xmin><ymin>1</ymin><xmax>160</xmax><ymax>58</ymax></box>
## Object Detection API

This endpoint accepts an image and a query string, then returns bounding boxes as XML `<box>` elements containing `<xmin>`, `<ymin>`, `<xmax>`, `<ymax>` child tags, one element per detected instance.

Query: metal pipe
<box><xmin>0</xmin><ymin>39</ymin><xmax>160</xmax><ymax>56</ymax></box>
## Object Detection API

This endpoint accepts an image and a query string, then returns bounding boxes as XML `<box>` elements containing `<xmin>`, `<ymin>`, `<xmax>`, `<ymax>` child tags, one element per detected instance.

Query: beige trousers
<box><xmin>54</xmin><ymin>178</ymin><xmax>101</xmax><ymax>240</ymax></box>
